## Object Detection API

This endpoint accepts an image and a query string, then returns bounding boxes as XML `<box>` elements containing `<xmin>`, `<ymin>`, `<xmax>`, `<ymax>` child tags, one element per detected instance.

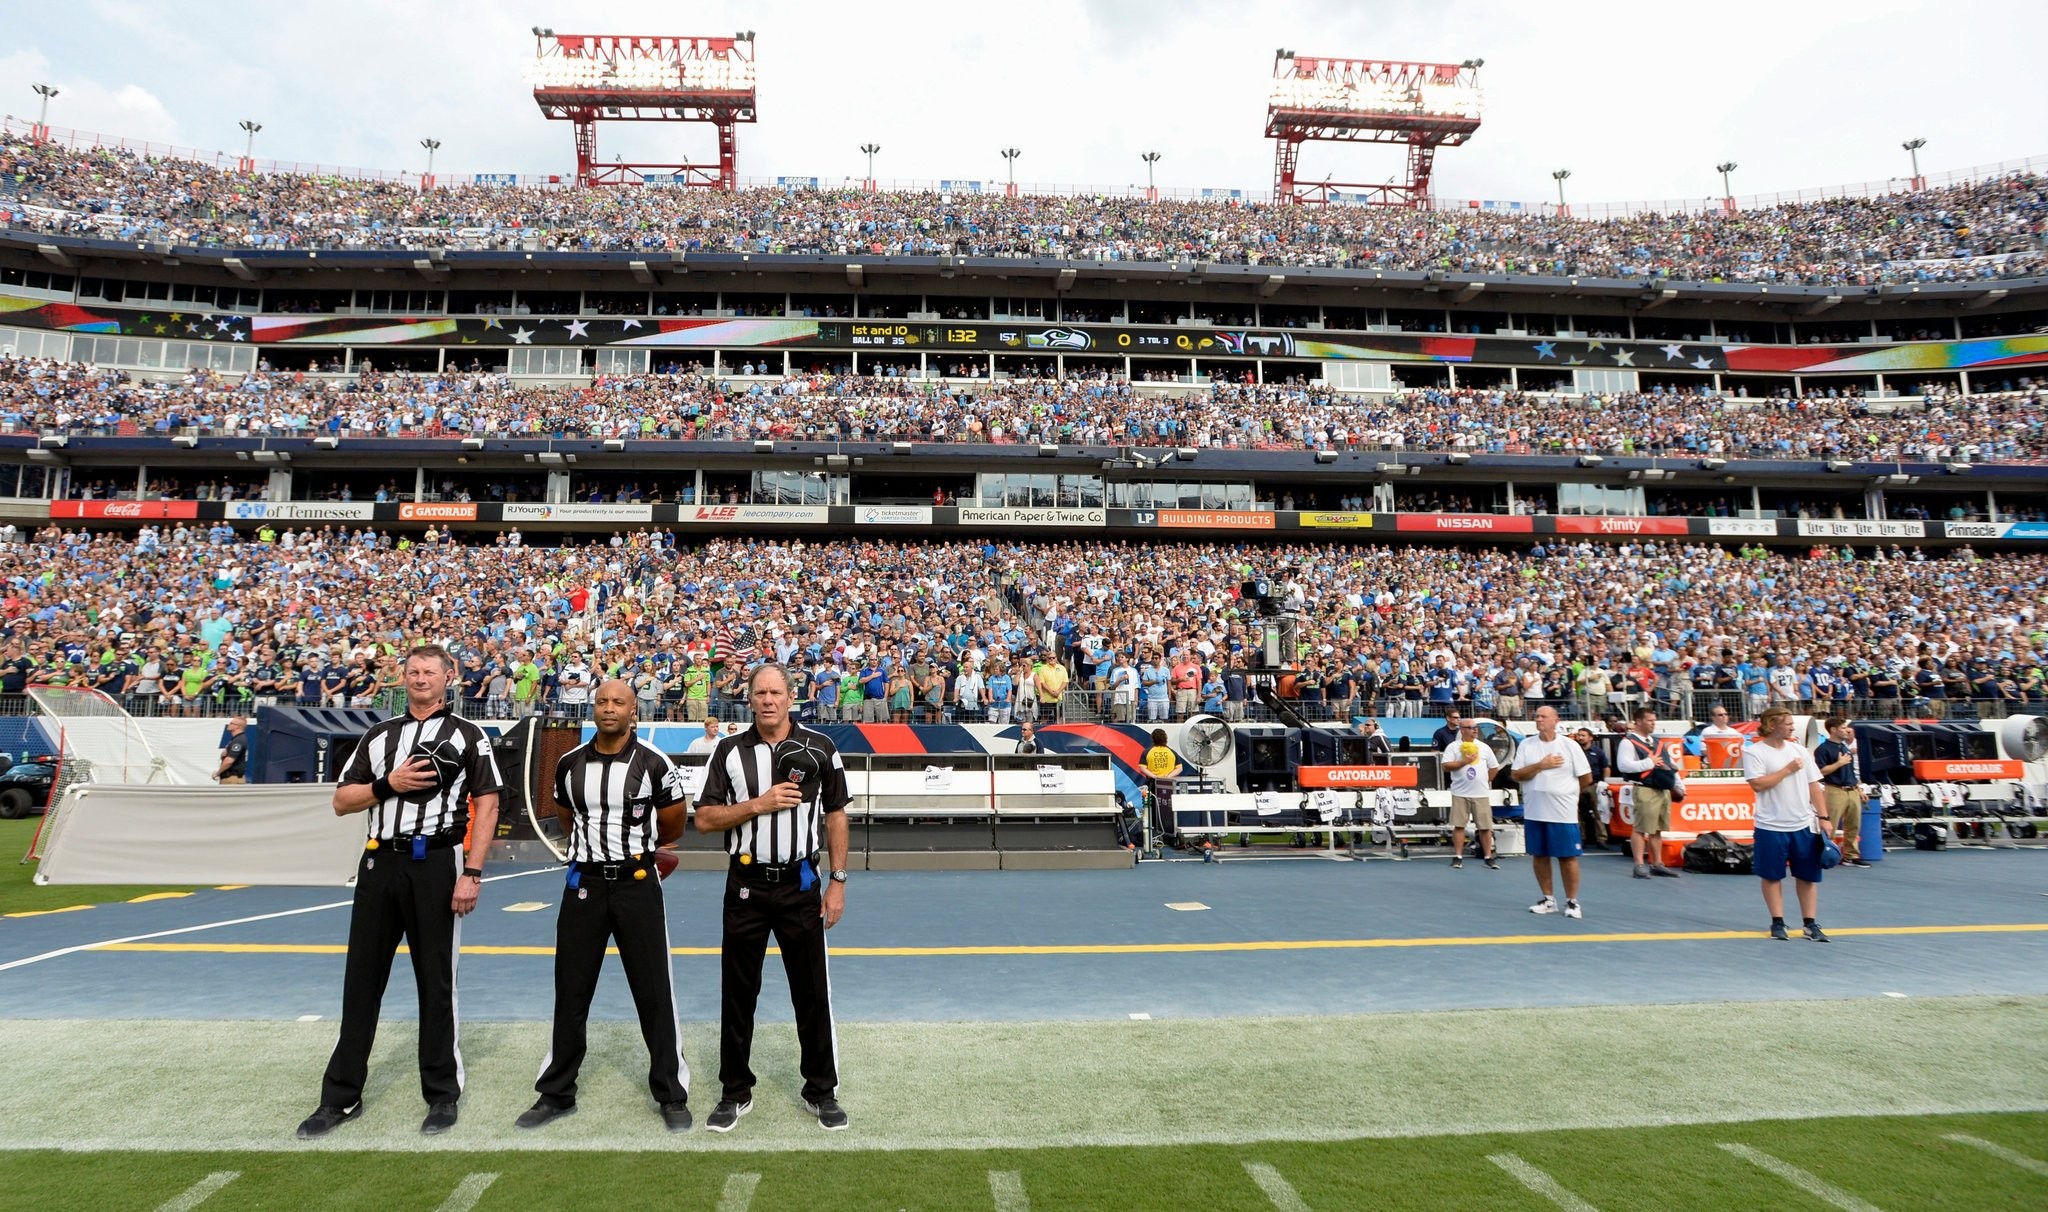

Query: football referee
<box><xmin>517</xmin><ymin>679</ymin><xmax>694</xmax><ymax>1132</ymax></box>
<box><xmin>693</xmin><ymin>661</ymin><xmax>853</xmax><ymax>1133</ymax></box>
<box><xmin>297</xmin><ymin>644</ymin><xmax>502</xmax><ymax>1139</ymax></box>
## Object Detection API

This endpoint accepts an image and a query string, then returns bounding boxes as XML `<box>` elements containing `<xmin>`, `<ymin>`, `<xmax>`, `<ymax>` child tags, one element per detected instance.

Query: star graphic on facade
<box><xmin>137</xmin><ymin>314</ymin><xmax>152</xmax><ymax>324</ymax></box>
<box><xmin>620</xmin><ymin>318</ymin><xmax>642</xmax><ymax>330</ymax></box>
<box><xmin>1566</xmin><ymin>356</ymin><xmax>1584</xmax><ymax>366</ymax></box>
<box><xmin>1690</xmin><ymin>355</ymin><xmax>1715</xmax><ymax>370</ymax></box>
<box><xmin>1660</xmin><ymin>343</ymin><xmax>1686</xmax><ymax>362</ymax></box>
<box><xmin>185</xmin><ymin>322</ymin><xmax>200</xmax><ymax>334</ymax></box>
<box><xmin>511</xmin><ymin>326</ymin><xmax>536</xmax><ymax>345</ymax></box>
<box><xmin>230</xmin><ymin>331</ymin><xmax>246</xmax><ymax>341</ymax></box>
<box><xmin>215</xmin><ymin>318</ymin><xmax>232</xmax><ymax>331</ymax></box>
<box><xmin>482</xmin><ymin>317</ymin><xmax>503</xmax><ymax>329</ymax></box>
<box><xmin>1587</xmin><ymin>339</ymin><xmax>1606</xmax><ymax>350</ymax></box>
<box><xmin>153</xmin><ymin>324</ymin><xmax>167</xmax><ymax>335</ymax></box>
<box><xmin>169</xmin><ymin>312</ymin><xmax>183</xmax><ymax>323</ymax></box>
<box><xmin>1533</xmin><ymin>341</ymin><xmax>1557</xmax><ymax>360</ymax></box>
<box><xmin>565</xmin><ymin>319</ymin><xmax>590</xmax><ymax>339</ymax></box>
<box><xmin>1611</xmin><ymin>348</ymin><xmax>1635</xmax><ymax>366</ymax></box>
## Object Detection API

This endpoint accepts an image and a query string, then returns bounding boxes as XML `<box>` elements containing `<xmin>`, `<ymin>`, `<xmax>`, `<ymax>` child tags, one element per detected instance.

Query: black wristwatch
<box><xmin>461</xmin><ymin>866</ymin><xmax>484</xmax><ymax>879</ymax></box>
<box><xmin>829</xmin><ymin>869</ymin><xmax>849</xmax><ymax>883</ymax></box>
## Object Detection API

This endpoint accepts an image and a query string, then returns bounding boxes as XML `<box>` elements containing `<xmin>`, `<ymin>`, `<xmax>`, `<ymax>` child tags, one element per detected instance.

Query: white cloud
<box><xmin>7</xmin><ymin>0</ymin><xmax>2046</xmax><ymax>205</ymax></box>
<box><xmin>0</xmin><ymin>47</ymin><xmax>182</xmax><ymax>147</ymax></box>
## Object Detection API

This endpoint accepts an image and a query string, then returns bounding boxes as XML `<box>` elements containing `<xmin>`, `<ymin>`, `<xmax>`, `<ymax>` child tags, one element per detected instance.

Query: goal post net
<box><xmin>20</xmin><ymin>686</ymin><xmax>179</xmax><ymax>865</ymax></box>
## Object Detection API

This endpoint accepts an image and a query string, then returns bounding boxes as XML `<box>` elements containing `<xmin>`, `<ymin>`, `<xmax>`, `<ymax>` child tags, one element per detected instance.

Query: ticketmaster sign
<box><xmin>956</xmin><ymin>507</ymin><xmax>1106</xmax><ymax>527</ymax></box>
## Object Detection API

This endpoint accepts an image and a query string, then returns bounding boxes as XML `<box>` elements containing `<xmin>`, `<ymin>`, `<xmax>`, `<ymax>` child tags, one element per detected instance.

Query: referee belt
<box><xmin>366</xmin><ymin>830</ymin><xmax>463</xmax><ymax>855</ymax></box>
<box><xmin>729</xmin><ymin>855</ymin><xmax>814</xmax><ymax>884</ymax></box>
<box><xmin>570</xmin><ymin>856</ymin><xmax>655</xmax><ymax>882</ymax></box>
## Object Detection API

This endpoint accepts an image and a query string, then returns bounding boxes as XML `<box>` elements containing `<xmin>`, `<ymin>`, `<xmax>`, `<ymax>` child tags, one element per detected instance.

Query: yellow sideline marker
<box><xmin>89</xmin><ymin>921</ymin><xmax>2048</xmax><ymax>958</ymax></box>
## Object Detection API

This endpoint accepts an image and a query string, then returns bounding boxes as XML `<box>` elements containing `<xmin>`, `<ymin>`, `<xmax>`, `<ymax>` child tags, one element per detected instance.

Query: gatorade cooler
<box><xmin>1703</xmin><ymin>734</ymin><xmax>1743</xmax><ymax>771</ymax></box>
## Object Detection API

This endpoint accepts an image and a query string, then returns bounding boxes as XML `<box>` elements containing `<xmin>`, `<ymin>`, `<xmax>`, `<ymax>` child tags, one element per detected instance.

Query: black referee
<box><xmin>518</xmin><ymin>679</ymin><xmax>693</xmax><ymax>1132</ymax></box>
<box><xmin>296</xmin><ymin>644</ymin><xmax>503</xmax><ymax>1140</ymax></box>
<box><xmin>693</xmin><ymin>661</ymin><xmax>852</xmax><ymax>1133</ymax></box>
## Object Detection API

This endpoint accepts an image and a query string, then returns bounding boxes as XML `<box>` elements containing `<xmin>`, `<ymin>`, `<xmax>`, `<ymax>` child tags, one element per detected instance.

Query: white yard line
<box><xmin>1717</xmin><ymin>1143</ymin><xmax>1883</xmax><ymax>1212</ymax></box>
<box><xmin>153</xmin><ymin>1172</ymin><xmax>238</xmax><ymax>1212</ymax></box>
<box><xmin>1942</xmin><ymin>1133</ymin><xmax>2048</xmax><ymax>1178</ymax></box>
<box><xmin>1487</xmin><ymin>1153</ymin><xmax>1599</xmax><ymax>1212</ymax></box>
<box><xmin>1242</xmin><ymin>1161</ymin><xmax>1311</xmax><ymax>1212</ymax></box>
<box><xmin>431</xmin><ymin>1173</ymin><xmax>499</xmax><ymax>1212</ymax></box>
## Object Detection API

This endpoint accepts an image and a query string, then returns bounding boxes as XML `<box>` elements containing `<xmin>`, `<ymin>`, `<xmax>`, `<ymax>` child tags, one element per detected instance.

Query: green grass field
<box><xmin>0</xmin><ymin>817</ymin><xmax>203</xmax><ymax>916</ymax></box>
<box><xmin>1</xmin><ymin>1113</ymin><xmax>2042</xmax><ymax>1210</ymax></box>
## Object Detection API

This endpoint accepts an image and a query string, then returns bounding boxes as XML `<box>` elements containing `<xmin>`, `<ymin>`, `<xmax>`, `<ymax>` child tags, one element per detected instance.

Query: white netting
<box><xmin>21</xmin><ymin>687</ymin><xmax>180</xmax><ymax>865</ymax></box>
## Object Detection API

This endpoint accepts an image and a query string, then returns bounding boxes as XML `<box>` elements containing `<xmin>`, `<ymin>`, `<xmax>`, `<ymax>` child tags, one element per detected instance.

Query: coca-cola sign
<box><xmin>50</xmin><ymin>500</ymin><xmax>199</xmax><ymax>520</ymax></box>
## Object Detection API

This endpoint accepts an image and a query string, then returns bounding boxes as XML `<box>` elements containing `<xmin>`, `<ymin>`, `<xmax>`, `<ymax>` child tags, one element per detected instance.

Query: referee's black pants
<box><xmin>535</xmin><ymin>867</ymin><xmax>689</xmax><ymax>1107</ymax></box>
<box><xmin>321</xmin><ymin>847</ymin><xmax>463</xmax><ymax>1109</ymax></box>
<box><xmin>719</xmin><ymin>865</ymin><xmax>837</xmax><ymax>1104</ymax></box>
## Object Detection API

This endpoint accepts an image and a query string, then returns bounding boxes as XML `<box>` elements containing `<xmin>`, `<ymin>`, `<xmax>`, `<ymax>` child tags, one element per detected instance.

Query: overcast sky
<box><xmin>8</xmin><ymin>0</ymin><xmax>2045</xmax><ymax>208</ymax></box>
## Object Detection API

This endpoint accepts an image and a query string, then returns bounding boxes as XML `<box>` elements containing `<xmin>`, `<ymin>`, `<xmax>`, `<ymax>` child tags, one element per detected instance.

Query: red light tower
<box><xmin>529</xmin><ymin>29</ymin><xmax>757</xmax><ymax>188</ymax></box>
<box><xmin>1266</xmin><ymin>52</ymin><xmax>1484</xmax><ymax>207</ymax></box>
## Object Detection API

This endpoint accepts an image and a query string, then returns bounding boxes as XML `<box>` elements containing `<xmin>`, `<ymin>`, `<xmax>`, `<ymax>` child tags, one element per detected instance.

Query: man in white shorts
<box><xmin>1441</xmin><ymin>720</ymin><xmax>1499</xmax><ymax>871</ymax></box>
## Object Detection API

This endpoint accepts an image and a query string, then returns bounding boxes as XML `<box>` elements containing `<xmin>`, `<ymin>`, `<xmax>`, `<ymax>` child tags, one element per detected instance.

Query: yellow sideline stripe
<box><xmin>86</xmin><ymin>921</ymin><xmax>2048</xmax><ymax>958</ymax></box>
<box><xmin>3</xmin><ymin>904</ymin><xmax>96</xmax><ymax>919</ymax></box>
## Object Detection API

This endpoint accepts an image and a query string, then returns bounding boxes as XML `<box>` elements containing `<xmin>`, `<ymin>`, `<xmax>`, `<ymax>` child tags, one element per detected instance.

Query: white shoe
<box><xmin>1529</xmin><ymin>896</ymin><xmax>1558</xmax><ymax>915</ymax></box>
<box><xmin>1564</xmin><ymin>900</ymin><xmax>1583</xmax><ymax>919</ymax></box>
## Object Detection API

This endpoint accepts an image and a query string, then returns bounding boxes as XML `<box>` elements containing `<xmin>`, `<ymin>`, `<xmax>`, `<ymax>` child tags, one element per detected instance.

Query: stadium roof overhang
<box><xmin>5</xmin><ymin>231</ymin><xmax>2043</xmax><ymax>313</ymax></box>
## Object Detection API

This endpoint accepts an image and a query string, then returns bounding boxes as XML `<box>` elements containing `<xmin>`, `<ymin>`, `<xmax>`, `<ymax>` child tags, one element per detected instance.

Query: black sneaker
<box><xmin>1650</xmin><ymin>865</ymin><xmax>1681</xmax><ymax>878</ymax></box>
<box><xmin>295</xmin><ymin>1102</ymin><xmax>361</xmax><ymax>1140</ymax></box>
<box><xmin>660</xmin><ymin>1101</ymin><xmax>693</xmax><ymax>1132</ymax></box>
<box><xmin>515</xmin><ymin>1099</ymin><xmax>575</xmax><ymax>1130</ymax></box>
<box><xmin>805</xmin><ymin>1097</ymin><xmax>849</xmax><ymax>1130</ymax></box>
<box><xmin>421</xmin><ymin>1101</ymin><xmax>459</xmax><ymax>1135</ymax></box>
<box><xmin>1450</xmin><ymin>856</ymin><xmax>1464</xmax><ymax>870</ymax></box>
<box><xmin>1804</xmin><ymin>923</ymin><xmax>1832</xmax><ymax>943</ymax></box>
<box><xmin>1847</xmin><ymin>859</ymin><xmax>1874</xmax><ymax>869</ymax></box>
<box><xmin>1483</xmin><ymin>857</ymin><xmax>1501</xmax><ymax>870</ymax></box>
<box><xmin>705</xmin><ymin>1098</ymin><xmax>751</xmax><ymax>1133</ymax></box>
<box><xmin>1770</xmin><ymin>921</ymin><xmax>1790</xmax><ymax>941</ymax></box>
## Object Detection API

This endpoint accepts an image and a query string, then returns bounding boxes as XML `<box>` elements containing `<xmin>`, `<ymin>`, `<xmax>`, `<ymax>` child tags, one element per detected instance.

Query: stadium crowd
<box><xmin>6</xmin><ymin>355</ymin><xmax>2045</xmax><ymax>463</ymax></box>
<box><xmin>3</xmin><ymin>134</ymin><xmax>2044</xmax><ymax>285</ymax></box>
<box><xmin>1</xmin><ymin>526</ymin><xmax>2042</xmax><ymax>725</ymax></box>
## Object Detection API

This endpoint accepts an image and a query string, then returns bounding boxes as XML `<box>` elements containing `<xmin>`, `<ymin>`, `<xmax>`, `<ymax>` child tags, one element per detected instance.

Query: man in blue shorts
<box><xmin>1511</xmin><ymin>705</ymin><xmax>1592</xmax><ymax>919</ymax></box>
<box><xmin>1741</xmin><ymin>706</ymin><xmax>1831</xmax><ymax>941</ymax></box>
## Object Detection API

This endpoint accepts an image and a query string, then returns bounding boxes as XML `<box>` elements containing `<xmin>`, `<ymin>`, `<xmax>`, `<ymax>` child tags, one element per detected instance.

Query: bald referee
<box><xmin>693</xmin><ymin>661</ymin><xmax>852</xmax><ymax>1132</ymax></box>
<box><xmin>517</xmin><ymin>679</ymin><xmax>693</xmax><ymax>1132</ymax></box>
<box><xmin>297</xmin><ymin>644</ymin><xmax>502</xmax><ymax>1139</ymax></box>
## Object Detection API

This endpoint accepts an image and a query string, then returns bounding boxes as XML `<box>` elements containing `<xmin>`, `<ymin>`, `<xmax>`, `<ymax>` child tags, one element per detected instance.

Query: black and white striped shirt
<box><xmin>695</xmin><ymin>723</ymin><xmax>851</xmax><ymax>863</ymax></box>
<box><xmin>340</xmin><ymin>708</ymin><xmax>503</xmax><ymax>840</ymax></box>
<box><xmin>554</xmin><ymin>738</ymin><xmax>687</xmax><ymax>862</ymax></box>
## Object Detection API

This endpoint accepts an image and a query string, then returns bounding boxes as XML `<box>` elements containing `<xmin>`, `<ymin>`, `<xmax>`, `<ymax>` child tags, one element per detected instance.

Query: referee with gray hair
<box><xmin>298</xmin><ymin>644</ymin><xmax>502</xmax><ymax>1139</ymax></box>
<box><xmin>518</xmin><ymin>678</ymin><xmax>693</xmax><ymax>1132</ymax></box>
<box><xmin>693</xmin><ymin>661</ymin><xmax>853</xmax><ymax>1132</ymax></box>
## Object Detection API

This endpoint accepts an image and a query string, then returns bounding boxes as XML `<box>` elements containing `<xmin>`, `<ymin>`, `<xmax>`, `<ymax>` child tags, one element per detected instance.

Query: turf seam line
<box><xmin>0</xmin><ymin>868</ymin><xmax>552</xmax><ymax>973</ymax></box>
<box><xmin>431</xmin><ymin>1172</ymin><xmax>499</xmax><ymax>1212</ymax></box>
<box><xmin>153</xmin><ymin>1170</ymin><xmax>238</xmax><ymax>1212</ymax></box>
<box><xmin>1941</xmin><ymin>1133</ymin><xmax>2048</xmax><ymax>1178</ymax></box>
<box><xmin>988</xmin><ymin>1169</ymin><xmax>1029</xmax><ymax>1212</ymax></box>
<box><xmin>717</xmin><ymin>1172</ymin><xmax>761</xmax><ymax>1212</ymax></box>
<box><xmin>1487</xmin><ymin>1153</ymin><xmax>1599</xmax><ymax>1212</ymax></box>
<box><xmin>1243</xmin><ymin>1161</ymin><xmax>1312</xmax><ymax>1212</ymax></box>
<box><xmin>1718</xmin><ymin>1142</ymin><xmax>1883</xmax><ymax>1211</ymax></box>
